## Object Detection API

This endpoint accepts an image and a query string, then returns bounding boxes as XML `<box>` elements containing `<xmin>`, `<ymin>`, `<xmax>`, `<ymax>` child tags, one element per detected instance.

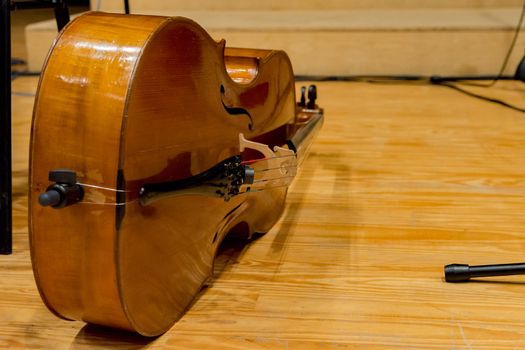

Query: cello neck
<box><xmin>288</xmin><ymin>111</ymin><xmax>323</xmax><ymax>165</ymax></box>
<box><xmin>289</xmin><ymin>84</ymin><xmax>324</xmax><ymax>165</ymax></box>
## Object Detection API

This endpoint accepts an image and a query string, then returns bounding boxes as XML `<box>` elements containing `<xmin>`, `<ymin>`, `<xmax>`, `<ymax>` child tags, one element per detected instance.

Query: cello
<box><xmin>29</xmin><ymin>12</ymin><xmax>323</xmax><ymax>336</ymax></box>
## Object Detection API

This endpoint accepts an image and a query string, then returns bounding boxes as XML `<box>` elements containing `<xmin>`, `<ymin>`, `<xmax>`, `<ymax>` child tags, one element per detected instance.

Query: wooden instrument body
<box><xmin>30</xmin><ymin>12</ymin><xmax>296</xmax><ymax>336</ymax></box>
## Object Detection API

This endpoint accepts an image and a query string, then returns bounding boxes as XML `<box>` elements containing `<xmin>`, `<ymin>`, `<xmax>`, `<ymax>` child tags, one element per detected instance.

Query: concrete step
<box><xmin>91</xmin><ymin>0</ymin><xmax>524</xmax><ymax>11</ymax></box>
<box><xmin>26</xmin><ymin>8</ymin><xmax>525</xmax><ymax>76</ymax></box>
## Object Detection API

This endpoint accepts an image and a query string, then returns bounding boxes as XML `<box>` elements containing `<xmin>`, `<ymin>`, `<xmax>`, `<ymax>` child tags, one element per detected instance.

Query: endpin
<box><xmin>39</xmin><ymin>169</ymin><xmax>84</xmax><ymax>208</ymax></box>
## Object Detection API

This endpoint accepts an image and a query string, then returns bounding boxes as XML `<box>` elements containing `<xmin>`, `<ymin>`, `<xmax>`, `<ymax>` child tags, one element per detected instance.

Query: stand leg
<box><xmin>54</xmin><ymin>0</ymin><xmax>70</xmax><ymax>31</ymax></box>
<box><xmin>0</xmin><ymin>0</ymin><xmax>12</xmax><ymax>255</ymax></box>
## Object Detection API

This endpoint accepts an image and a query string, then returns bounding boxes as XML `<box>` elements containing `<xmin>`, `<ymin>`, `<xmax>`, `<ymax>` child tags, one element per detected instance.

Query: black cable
<box><xmin>427</xmin><ymin>0</ymin><xmax>525</xmax><ymax>116</ymax></box>
<box><xmin>434</xmin><ymin>0</ymin><xmax>525</xmax><ymax>88</ymax></box>
<box><xmin>296</xmin><ymin>0</ymin><xmax>525</xmax><ymax>88</ymax></box>
<box><xmin>295</xmin><ymin>75</ymin><xmax>426</xmax><ymax>83</ymax></box>
<box><xmin>12</xmin><ymin>71</ymin><xmax>523</xmax><ymax>114</ymax></box>
<box><xmin>484</xmin><ymin>0</ymin><xmax>525</xmax><ymax>87</ymax></box>
<box><xmin>436</xmin><ymin>81</ymin><xmax>525</xmax><ymax>113</ymax></box>
<box><xmin>11</xmin><ymin>70</ymin><xmax>40</xmax><ymax>80</ymax></box>
<box><xmin>11</xmin><ymin>57</ymin><xmax>25</xmax><ymax>65</ymax></box>
<box><xmin>12</xmin><ymin>0</ymin><xmax>525</xmax><ymax>114</ymax></box>
<box><xmin>429</xmin><ymin>75</ymin><xmax>515</xmax><ymax>84</ymax></box>
<box><xmin>297</xmin><ymin>74</ymin><xmax>525</xmax><ymax>114</ymax></box>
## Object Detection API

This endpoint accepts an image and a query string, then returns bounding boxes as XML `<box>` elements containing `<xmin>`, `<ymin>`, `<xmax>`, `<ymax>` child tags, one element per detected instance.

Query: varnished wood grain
<box><xmin>29</xmin><ymin>12</ymin><xmax>298</xmax><ymax>336</ymax></box>
<box><xmin>4</xmin><ymin>76</ymin><xmax>525</xmax><ymax>347</ymax></box>
<box><xmin>29</xmin><ymin>13</ymin><xmax>169</xmax><ymax>334</ymax></box>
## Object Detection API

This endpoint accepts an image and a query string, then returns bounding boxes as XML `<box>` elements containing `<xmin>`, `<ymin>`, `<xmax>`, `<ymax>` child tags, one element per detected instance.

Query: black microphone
<box><xmin>444</xmin><ymin>263</ymin><xmax>525</xmax><ymax>282</ymax></box>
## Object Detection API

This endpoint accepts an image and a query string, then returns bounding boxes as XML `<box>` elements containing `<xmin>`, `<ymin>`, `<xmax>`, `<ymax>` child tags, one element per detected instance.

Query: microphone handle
<box><xmin>444</xmin><ymin>263</ymin><xmax>525</xmax><ymax>282</ymax></box>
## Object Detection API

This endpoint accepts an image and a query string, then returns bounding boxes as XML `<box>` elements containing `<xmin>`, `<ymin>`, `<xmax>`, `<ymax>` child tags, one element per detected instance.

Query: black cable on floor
<box><xmin>296</xmin><ymin>74</ymin><xmax>525</xmax><ymax>114</ymax></box>
<box><xmin>431</xmin><ymin>0</ymin><xmax>525</xmax><ymax>88</ymax></box>
<box><xmin>436</xmin><ymin>82</ymin><xmax>525</xmax><ymax>113</ymax></box>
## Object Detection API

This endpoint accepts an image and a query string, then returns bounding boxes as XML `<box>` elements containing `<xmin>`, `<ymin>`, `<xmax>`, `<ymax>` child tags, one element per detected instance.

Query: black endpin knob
<box><xmin>38</xmin><ymin>189</ymin><xmax>62</xmax><ymax>207</ymax></box>
<box><xmin>445</xmin><ymin>263</ymin><xmax>525</xmax><ymax>282</ymax></box>
<box><xmin>38</xmin><ymin>169</ymin><xmax>83</xmax><ymax>209</ymax></box>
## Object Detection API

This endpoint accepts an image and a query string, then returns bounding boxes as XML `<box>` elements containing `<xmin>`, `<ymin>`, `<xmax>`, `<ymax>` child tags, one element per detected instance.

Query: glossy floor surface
<box><xmin>2</xmin><ymin>76</ymin><xmax>525</xmax><ymax>348</ymax></box>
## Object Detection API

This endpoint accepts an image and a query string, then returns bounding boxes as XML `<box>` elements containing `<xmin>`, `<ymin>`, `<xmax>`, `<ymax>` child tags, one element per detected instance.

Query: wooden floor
<box><xmin>3</xmin><ymin>77</ymin><xmax>525</xmax><ymax>348</ymax></box>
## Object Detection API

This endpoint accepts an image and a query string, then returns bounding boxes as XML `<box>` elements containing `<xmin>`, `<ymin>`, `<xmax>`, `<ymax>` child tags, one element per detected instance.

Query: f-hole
<box><xmin>220</xmin><ymin>84</ymin><xmax>253</xmax><ymax>131</ymax></box>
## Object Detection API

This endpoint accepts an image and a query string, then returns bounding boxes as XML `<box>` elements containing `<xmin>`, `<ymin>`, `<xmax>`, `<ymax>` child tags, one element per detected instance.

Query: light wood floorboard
<box><xmin>2</xmin><ymin>77</ymin><xmax>525</xmax><ymax>348</ymax></box>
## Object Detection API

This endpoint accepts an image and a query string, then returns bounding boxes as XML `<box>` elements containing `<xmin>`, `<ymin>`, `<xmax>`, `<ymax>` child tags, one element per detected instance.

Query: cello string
<box><xmin>239</xmin><ymin>183</ymin><xmax>291</xmax><ymax>194</ymax></box>
<box><xmin>240</xmin><ymin>153</ymin><xmax>295</xmax><ymax>165</ymax></box>
<box><xmin>77</xmin><ymin>182</ymin><xmax>132</xmax><ymax>192</ymax></box>
<box><xmin>73</xmin><ymin>154</ymin><xmax>298</xmax><ymax>193</ymax></box>
<box><xmin>75</xmin><ymin>173</ymin><xmax>299</xmax><ymax>206</ymax></box>
<box><xmin>246</xmin><ymin>141</ymin><xmax>312</xmax><ymax>173</ymax></box>
<box><xmin>70</xmin><ymin>150</ymin><xmax>311</xmax><ymax>205</ymax></box>
<box><xmin>254</xmin><ymin>163</ymin><xmax>296</xmax><ymax>172</ymax></box>
<box><xmin>78</xmin><ymin>198</ymin><xmax>139</xmax><ymax>206</ymax></box>
<box><xmin>77</xmin><ymin>180</ymin><xmax>525</xmax><ymax>206</ymax></box>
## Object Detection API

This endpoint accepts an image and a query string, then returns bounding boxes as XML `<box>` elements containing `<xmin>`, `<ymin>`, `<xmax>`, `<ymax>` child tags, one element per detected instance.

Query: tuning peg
<box><xmin>307</xmin><ymin>85</ymin><xmax>317</xmax><ymax>109</ymax></box>
<box><xmin>298</xmin><ymin>86</ymin><xmax>306</xmax><ymax>107</ymax></box>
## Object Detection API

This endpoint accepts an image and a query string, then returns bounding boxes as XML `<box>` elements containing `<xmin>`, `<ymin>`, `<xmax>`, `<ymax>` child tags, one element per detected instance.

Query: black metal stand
<box><xmin>10</xmin><ymin>1</ymin><xmax>70</xmax><ymax>31</ymax></box>
<box><xmin>0</xmin><ymin>0</ymin><xmax>12</xmax><ymax>254</ymax></box>
<box><xmin>0</xmin><ymin>0</ymin><xmax>69</xmax><ymax>255</ymax></box>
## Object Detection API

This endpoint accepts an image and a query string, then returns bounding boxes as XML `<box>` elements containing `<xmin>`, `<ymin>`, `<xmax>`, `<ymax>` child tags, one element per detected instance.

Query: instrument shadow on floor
<box><xmin>268</xmin><ymin>156</ymin><xmax>317</xmax><ymax>256</ymax></box>
<box><xmin>213</xmin><ymin>232</ymin><xmax>266</xmax><ymax>279</ymax></box>
<box><xmin>269</xmin><ymin>150</ymin><xmax>353</xmax><ymax>247</ymax></box>
<box><xmin>71</xmin><ymin>323</ymin><xmax>155</xmax><ymax>349</ymax></box>
<box><xmin>181</xmin><ymin>230</ymin><xmax>266</xmax><ymax>315</ymax></box>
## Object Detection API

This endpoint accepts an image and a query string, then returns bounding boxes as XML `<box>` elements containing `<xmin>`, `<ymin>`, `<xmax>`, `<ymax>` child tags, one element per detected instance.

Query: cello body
<box><xmin>30</xmin><ymin>12</ymin><xmax>301</xmax><ymax>336</ymax></box>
